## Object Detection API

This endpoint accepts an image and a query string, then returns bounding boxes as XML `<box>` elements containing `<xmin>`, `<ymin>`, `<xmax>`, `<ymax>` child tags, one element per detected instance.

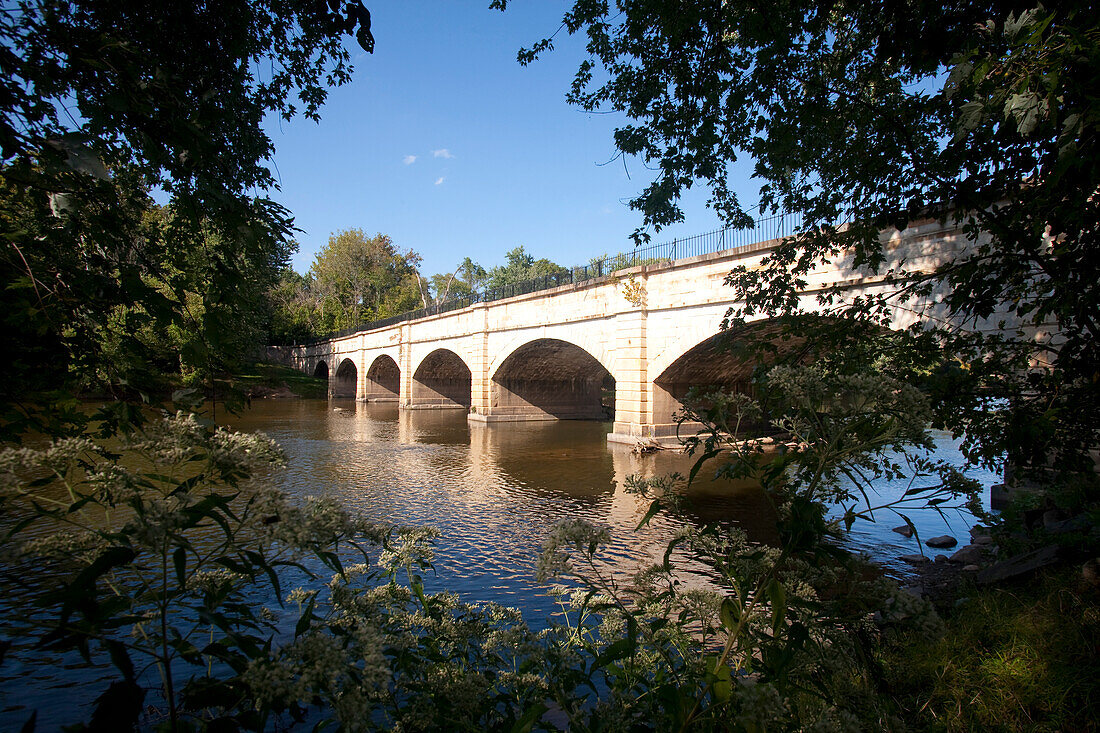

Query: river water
<box><xmin>0</xmin><ymin>398</ymin><xmax>996</xmax><ymax>729</ymax></box>
<box><xmin>226</xmin><ymin>399</ymin><xmax>995</xmax><ymax>609</ymax></box>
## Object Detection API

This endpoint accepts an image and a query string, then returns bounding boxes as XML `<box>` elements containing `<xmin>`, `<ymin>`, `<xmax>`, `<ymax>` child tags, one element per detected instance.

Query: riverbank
<box><xmin>882</xmin><ymin>560</ymin><xmax>1100</xmax><ymax>730</ymax></box>
<box><xmin>221</xmin><ymin>361</ymin><xmax>329</xmax><ymax>400</ymax></box>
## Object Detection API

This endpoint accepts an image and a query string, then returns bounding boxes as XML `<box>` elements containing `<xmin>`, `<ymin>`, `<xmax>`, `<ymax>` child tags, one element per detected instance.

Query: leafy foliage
<box><xmin>0</xmin><ymin>413</ymin><xmax>553</xmax><ymax>731</ymax></box>
<box><xmin>429</xmin><ymin>257</ymin><xmax>488</xmax><ymax>305</ymax></box>
<box><xmin>307</xmin><ymin>229</ymin><xmax>425</xmax><ymax>333</ymax></box>
<box><xmin>884</xmin><ymin>566</ymin><xmax>1100</xmax><ymax>730</ymax></box>
<box><xmin>0</xmin><ymin>0</ymin><xmax>373</xmax><ymax>436</ymax></box>
<box><xmin>501</xmin><ymin>0</ymin><xmax>1100</xmax><ymax>479</ymax></box>
<box><xmin>486</xmin><ymin>246</ymin><xmax>568</xmax><ymax>292</ymax></box>
<box><xmin>530</xmin><ymin>365</ymin><xmax>980</xmax><ymax>730</ymax></box>
<box><xmin>0</xmin><ymin>367</ymin><xmax>986</xmax><ymax>731</ymax></box>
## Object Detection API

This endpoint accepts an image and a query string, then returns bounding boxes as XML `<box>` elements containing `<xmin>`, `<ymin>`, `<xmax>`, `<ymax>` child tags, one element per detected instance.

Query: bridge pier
<box><xmin>607</xmin><ymin>309</ymin><xmax>653</xmax><ymax>444</ymax></box>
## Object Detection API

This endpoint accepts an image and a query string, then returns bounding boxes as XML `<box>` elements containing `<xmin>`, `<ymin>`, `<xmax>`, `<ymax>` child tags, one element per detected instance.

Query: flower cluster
<box><xmin>0</xmin><ymin>436</ymin><xmax>95</xmax><ymax>486</ymax></box>
<box><xmin>536</xmin><ymin>518</ymin><xmax>611</xmax><ymax>581</ymax></box>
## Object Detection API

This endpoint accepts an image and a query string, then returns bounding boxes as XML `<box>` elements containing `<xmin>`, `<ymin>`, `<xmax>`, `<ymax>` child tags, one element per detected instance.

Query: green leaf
<box><xmin>635</xmin><ymin>499</ymin><xmax>663</xmax><ymax>530</ymax></box>
<box><xmin>688</xmin><ymin>448</ymin><xmax>721</xmax><ymax>485</ymax></box>
<box><xmin>173</xmin><ymin>546</ymin><xmax>187</xmax><ymax>588</ymax></box>
<box><xmin>105</xmin><ymin>639</ymin><xmax>136</xmax><ymax>681</ymax></box>
<box><xmin>294</xmin><ymin>596</ymin><xmax>316</xmax><ymax>638</ymax></box>
<box><xmin>706</xmin><ymin>655</ymin><xmax>732</xmax><ymax>703</ymax></box>
<box><xmin>509</xmin><ymin>702</ymin><xmax>549</xmax><ymax>733</ymax></box>
<box><xmin>767</xmin><ymin>579</ymin><xmax>787</xmax><ymax>635</ymax></box>
<box><xmin>719</xmin><ymin>597</ymin><xmax>740</xmax><ymax>631</ymax></box>
<box><xmin>594</xmin><ymin>637</ymin><xmax>636</xmax><ymax>669</ymax></box>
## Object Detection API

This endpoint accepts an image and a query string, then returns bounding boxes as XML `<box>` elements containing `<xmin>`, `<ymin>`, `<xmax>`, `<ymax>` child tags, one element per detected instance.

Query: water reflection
<box><xmin>224</xmin><ymin>400</ymin><xmax>995</xmax><ymax>600</ymax></box>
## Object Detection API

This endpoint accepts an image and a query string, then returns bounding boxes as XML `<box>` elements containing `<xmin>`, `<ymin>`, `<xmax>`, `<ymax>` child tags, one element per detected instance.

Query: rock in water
<box><xmin>900</xmin><ymin>554</ymin><xmax>930</xmax><ymax>564</ymax></box>
<box><xmin>892</xmin><ymin>525</ymin><xmax>914</xmax><ymax>538</ymax></box>
<box><xmin>926</xmin><ymin>535</ymin><xmax>958</xmax><ymax>549</ymax></box>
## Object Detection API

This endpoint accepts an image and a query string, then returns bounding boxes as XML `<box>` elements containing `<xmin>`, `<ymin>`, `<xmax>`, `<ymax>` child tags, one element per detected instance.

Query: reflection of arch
<box><xmin>334</xmin><ymin>358</ymin><xmax>358</xmax><ymax>398</ymax></box>
<box><xmin>492</xmin><ymin>338</ymin><xmax>614</xmax><ymax>420</ymax></box>
<box><xmin>313</xmin><ymin>360</ymin><xmax>329</xmax><ymax>379</ymax></box>
<box><xmin>410</xmin><ymin>349</ymin><xmax>471</xmax><ymax>409</ymax></box>
<box><xmin>364</xmin><ymin>355</ymin><xmax>400</xmax><ymax>402</ymax></box>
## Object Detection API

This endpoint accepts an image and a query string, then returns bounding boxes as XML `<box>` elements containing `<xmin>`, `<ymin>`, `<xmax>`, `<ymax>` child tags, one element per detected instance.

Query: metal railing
<box><xmin>285</xmin><ymin>212</ymin><xmax>802</xmax><ymax>346</ymax></box>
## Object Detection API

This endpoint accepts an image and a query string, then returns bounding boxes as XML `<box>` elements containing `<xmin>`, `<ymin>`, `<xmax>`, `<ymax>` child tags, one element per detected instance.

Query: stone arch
<box><xmin>410</xmin><ymin>349</ymin><xmax>471</xmax><ymax>409</ymax></box>
<box><xmin>650</xmin><ymin>317</ymin><xmax>851</xmax><ymax>432</ymax></box>
<box><xmin>490</xmin><ymin>338</ymin><xmax>614</xmax><ymax>421</ymax></box>
<box><xmin>487</xmin><ymin>330</ymin><xmax>616</xmax><ymax>384</ymax></box>
<box><xmin>313</xmin><ymin>360</ymin><xmax>329</xmax><ymax>379</ymax></box>
<box><xmin>334</xmin><ymin>357</ymin><xmax>358</xmax><ymax>398</ymax></box>
<box><xmin>647</xmin><ymin>310</ymin><xmax>769</xmax><ymax>386</ymax></box>
<box><xmin>364</xmin><ymin>354</ymin><xmax>400</xmax><ymax>402</ymax></box>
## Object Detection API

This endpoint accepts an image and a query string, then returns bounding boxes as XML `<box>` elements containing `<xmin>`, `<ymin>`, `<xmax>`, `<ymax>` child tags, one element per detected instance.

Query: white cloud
<box><xmin>403</xmin><ymin>154</ymin><xmax>417</xmax><ymax>165</ymax></box>
<box><xmin>432</xmin><ymin>148</ymin><xmax>453</xmax><ymax>159</ymax></box>
<box><xmin>434</xmin><ymin>176</ymin><xmax>445</xmax><ymax>186</ymax></box>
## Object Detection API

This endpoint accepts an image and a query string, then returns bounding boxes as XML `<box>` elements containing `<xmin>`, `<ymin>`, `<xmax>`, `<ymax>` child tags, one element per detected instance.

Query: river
<box><xmin>0</xmin><ymin>398</ymin><xmax>996</xmax><ymax>729</ymax></box>
<box><xmin>226</xmin><ymin>399</ymin><xmax>995</xmax><ymax>607</ymax></box>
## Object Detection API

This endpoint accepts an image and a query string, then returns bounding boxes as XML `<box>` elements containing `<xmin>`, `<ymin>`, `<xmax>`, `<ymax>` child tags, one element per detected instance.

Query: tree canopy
<box><xmin>0</xmin><ymin>0</ymin><xmax>373</xmax><ymax>434</ymax></box>
<box><xmin>429</xmin><ymin>257</ymin><xmax>488</xmax><ymax>304</ymax></box>
<box><xmin>485</xmin><ymin>246</ymin><xmax>568</xmax><ymax>292</ymax></box>
<box><xmin>307</xmin><ymin>229</ymin><xmax>425</xmax><ymax>333</ymax></box>
<box><xmin>505</xmin><ymin>0</ymin><xmax>1100</xmax><ymax>473</ymax></box>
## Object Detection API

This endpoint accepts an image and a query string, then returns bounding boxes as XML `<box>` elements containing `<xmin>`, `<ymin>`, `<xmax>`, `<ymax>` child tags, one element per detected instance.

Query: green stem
<box><xmin>160</xmin><ymin>549</ymin><xmax>177</xmax><ymax>730</ymax></box>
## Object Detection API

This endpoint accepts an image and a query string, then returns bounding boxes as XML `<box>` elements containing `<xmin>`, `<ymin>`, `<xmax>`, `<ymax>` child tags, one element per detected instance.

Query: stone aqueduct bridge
<box><xmin>276</xmin><ymin>219</ymin><xmax>967</xmax><ymax>445</ymax></box>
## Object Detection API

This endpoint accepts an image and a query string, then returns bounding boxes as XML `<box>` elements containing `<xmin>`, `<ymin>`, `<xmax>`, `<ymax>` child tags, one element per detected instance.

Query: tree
<box><xmin>307</xmin><ymin>229</ymin><xmax>424</xmax><ymax>332</ymax></box>
<box><xmin>430</xmin><ymin>257</ymin><xmax>488</xmax><ymax>303</ymax></box>
<box><xmin>0</xmin><ymin>0</ymin><xmax>373</xmax><ymax>436</ymax></box>
<box><xmin>266</xmin><ymin>268</ymin><xmax>320</xmax><ymax>344</ymax></box>
<box><xmin>486</xmin><ymin>246</ymin><xmax>568</xmax><ymax>291</ymax></box>
<box><xmin>503</xmin><ymin>1</ymin><xmax>1100</xmax><ymax>478</ymax></box>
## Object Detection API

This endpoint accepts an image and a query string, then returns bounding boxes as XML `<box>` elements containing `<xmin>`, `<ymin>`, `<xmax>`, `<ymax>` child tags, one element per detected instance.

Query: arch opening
<box><xmin>334</xmin><ymin>358</ymin><xmax>358</xmax><ymax>398</ymax></box>
<box><xmin>364</xmin><ymin>355</ymin><xmax>400</xmax><ymax>402</ymax></box>
<box><xmin>410</xmin><ymin>349</ymin><xmax>471</xmax><ymax>409</ymax></box>
<box><xmin>313</xmin><ymin>360</ymin><xmax>329</xmax><ymax>380</ymax></box>
<box><xmin>491</xmin><ymin>338</ymin><xmax>614</xmax><ymax>421</ymax></box>
<box><xmin>652</xmin><ymin>321</ymin><xmax>810</xmax><ymax>436</ymax></box>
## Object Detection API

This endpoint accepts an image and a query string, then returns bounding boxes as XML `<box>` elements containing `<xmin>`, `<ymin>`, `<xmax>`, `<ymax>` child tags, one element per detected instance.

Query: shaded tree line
<box><xmin>0</xmin><ymin>0</ymin><xmax>372</xmax><ymax>432</ymax></box>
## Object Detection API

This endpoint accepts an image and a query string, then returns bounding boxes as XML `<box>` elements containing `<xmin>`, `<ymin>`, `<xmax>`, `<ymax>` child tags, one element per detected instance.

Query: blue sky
<box><xmin>265</xmin><ymin>1</ymin><xmax>756</xmax><ymax>279</ymax></box>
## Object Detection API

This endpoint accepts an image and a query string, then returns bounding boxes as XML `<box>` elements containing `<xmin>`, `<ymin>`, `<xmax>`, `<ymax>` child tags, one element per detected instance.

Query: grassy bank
<box><xmin>227</xmin><ymin>361</ymin><xmax>329</xmax><ymax>400</ymax></box>
<box><xmin>882</xmin><ymin>565</ymin><xmax>1100</xmax><ymax>730</ymax></box>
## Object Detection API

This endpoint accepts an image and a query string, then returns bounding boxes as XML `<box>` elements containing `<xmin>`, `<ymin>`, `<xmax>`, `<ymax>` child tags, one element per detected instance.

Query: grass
<box><xmin>228</xmin><ymin>361</ymin><xmax>328</xmax><ymax>399</ymax></box>
<box><xmin>882</xmin><ymin>566</ymin><xmax>1100</xmax><ymax>731</ymax></box>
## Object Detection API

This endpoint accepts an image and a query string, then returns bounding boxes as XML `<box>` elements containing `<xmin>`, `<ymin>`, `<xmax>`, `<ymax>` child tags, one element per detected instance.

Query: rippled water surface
<box><xmin>1</xmin><ymin>398</ymin><xmax>996</xmax><ymax>728</ymax></box>
<box><xmin>223</xmin><ymin>400</ymin><xmax>781</xmax><ymax>621</ymax></box>
<box><xmin>226</xmin><ymin>400</ymin><xmax>996</xmax><ymax>602</ymax></box>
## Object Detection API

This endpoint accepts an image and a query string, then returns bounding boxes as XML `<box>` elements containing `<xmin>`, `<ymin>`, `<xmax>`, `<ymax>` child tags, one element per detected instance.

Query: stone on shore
<box><xmin>900</xmin><ymin>553</ymin><xmax>930</xmax><ymax>564</ymax></box>
<box><xmin>976</xmin><ymin>545</ymin><xmax>1059</xmax><ymax>584</ymax></box>
<box><xmin>948</xmin><ymin>545</ymin><xmax>986</xmax><ymax>565</ymax></box>
<box><xmin>970</xmin><ymin>525</ymin><xmax>992</xmax><ymax>542</ymax></box>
